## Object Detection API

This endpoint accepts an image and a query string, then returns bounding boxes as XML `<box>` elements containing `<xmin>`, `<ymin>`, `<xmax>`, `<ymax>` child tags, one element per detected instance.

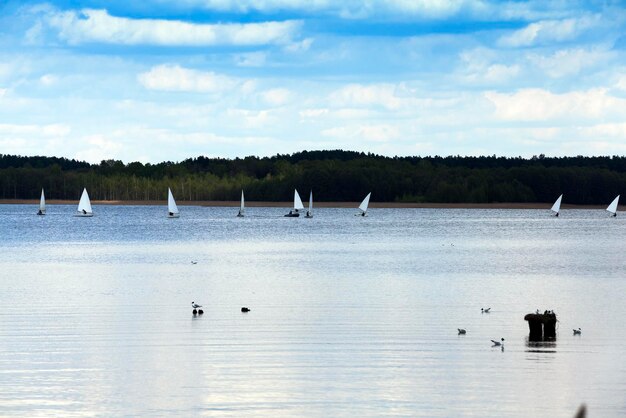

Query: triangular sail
<box><xmin>240</xmin><ymin>190</ymin><xmax>245</xmax><ymax>214</ymax></box>
<box><xmin>77</xmin><ymin>188</ymin><xmax>92</xmax><ymax>214</ymax></box>
<box><xmin>39</xmin><ymin>189</ymin><xmax>46</xmax><ymax>213</ymax></box>
<box><xmin>359</xmin><ymin>192</ymin><xmax>371</xmax><ymax>213</ymax></box>
<box><xmin>607</xmin><ymin>195</ymin><xmax>620</xmax><ymax>215</ymax></box>
<box><xmin>308</xmin><ymin>191</ymin><xmax>313</xmax><ymax>213</ymax></box>
<box><xmin>294</xmin><ymin>189</ymin><xmax>304</xmax><ymax>210</ymax></box>
<box><xmin>550</xmin><ymin>194</ymin><xmax>562</xmax><ymax>214</ymax></box>
<box><xmin>168</xmin><ymin>188</ymin><xmax>179</xmax><ymax>214</ymax></box>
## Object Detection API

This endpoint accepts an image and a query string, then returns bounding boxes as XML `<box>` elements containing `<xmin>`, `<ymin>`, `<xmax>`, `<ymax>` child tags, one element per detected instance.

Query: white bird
<box><xmin>191</xmin><ymin>302</ymin><xmax>202</xmax><ymax>309</ymax></box>
<box><xmin>482</xmin><ymin>308</ymin><xmax>491</xmax><ymax>313</ymax></box>
<box><xmin>573</xmin><ymin>328</ymin><xmax>581</xmax><ymax>335</ymax></box>
<box><xmin>458</xmin><ymin>328</ymin><xmax>466</xmax><ymax>334</ymax></box>
<box><xmin>491</xmin><ymin>338</ymin><xmax>505</xmax><ymax>346</ymax></box>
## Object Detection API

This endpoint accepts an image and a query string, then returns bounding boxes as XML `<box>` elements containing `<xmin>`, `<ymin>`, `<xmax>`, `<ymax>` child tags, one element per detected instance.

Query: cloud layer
<box><xmin>0</xmin><ymin>1</ymin><xmax>625</xmax><ymax>163</ymax></box>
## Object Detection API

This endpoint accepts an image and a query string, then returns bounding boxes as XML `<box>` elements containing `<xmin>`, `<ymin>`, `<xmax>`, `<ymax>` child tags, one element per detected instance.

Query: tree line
<box><xmin>1</xmin><ymin>150</ymin><xmax>626</xmax><ymax>204</ymax></box>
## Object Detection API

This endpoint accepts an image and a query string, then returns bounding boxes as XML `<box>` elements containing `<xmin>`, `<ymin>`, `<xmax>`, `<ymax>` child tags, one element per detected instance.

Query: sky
<box><xmin>1</xmin><ymin>0</ymin><xmax>626</xmax><ymax>163</ymax></box>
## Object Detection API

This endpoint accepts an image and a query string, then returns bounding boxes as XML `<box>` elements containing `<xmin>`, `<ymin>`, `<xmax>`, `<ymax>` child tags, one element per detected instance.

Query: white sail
<box><xmin>168</xmin><ymin>188</ymin><xmax>179</xmax><ymax>217</ymax></box>
<box><xmin>238</xmin><ymin>190</ymin><xmax>245</xmax><ymax>216</ymax></box>
<box><xmin>76</xmin><ymin>188</ymin><xmax>93</xmax><ymax>216</ymax></box>
<box><xmin>358</xmin><ymin>192</ymin><xmax>371</xmax><ymax>214</ymax></box>
<box><xmin>550</xmin><ymin>194</ymin><xmax>562</xmax><ymax>215</ymax></box>
<box><xmin>305</xmin><ymin>191</ymin><xmax>313</xmax><ymax>218</ymax></box>
<box><xmin>39</xmin><ymin>189</ymin><xmax>46</xmax><ymax>214</ymax></box>
<box><xmin>294</xmin><ymin>189</ymin><xmax>304</xmax><ymax>211</ymax></box>
<box><xmin>606</xmin><ymin>195</ymin><xmax>620</xmax><ymax>215</ymax></box>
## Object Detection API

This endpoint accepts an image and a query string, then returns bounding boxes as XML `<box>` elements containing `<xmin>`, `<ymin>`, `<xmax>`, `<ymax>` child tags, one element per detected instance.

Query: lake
<box><xmin>0</xmin><ymin>204</ymin><xmax>625</xmax><ymax>417</ymax></box>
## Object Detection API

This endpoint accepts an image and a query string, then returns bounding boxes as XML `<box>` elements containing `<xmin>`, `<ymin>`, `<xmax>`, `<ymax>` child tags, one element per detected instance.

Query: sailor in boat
<box><xmin>169</xmin><ymin>211</ymin><xmax>174</xmax><ymax>217</ymax></box>
<box><xmin>306</xmin><ymin>210</ymin><xmax>311</xmax><ymax>217</ymax></box>
<box><xmin>37</xmin><ymin>209</ymin><xmax>43</xmax><ymax>215</ymax></box>
<box><xmin>82</xmin><ymin>209</ymin><xmax>87</xmax><ymax>215</ymax></box>
<box><xmin>555</xmin><ymin>212</ymin><xmax>559</xmax><ymax>217</ymax></box>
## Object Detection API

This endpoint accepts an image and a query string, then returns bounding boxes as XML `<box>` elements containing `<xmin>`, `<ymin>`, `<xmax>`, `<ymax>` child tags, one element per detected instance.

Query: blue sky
<box><xmin>1</xmin><ymin>0</ymin><xmax>626</xmax><ymax>163</ymax></box>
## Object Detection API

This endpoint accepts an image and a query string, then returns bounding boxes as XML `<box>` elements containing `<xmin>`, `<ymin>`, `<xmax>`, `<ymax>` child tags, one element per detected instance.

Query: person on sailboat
<box><xmin>306</xmin><ymin>210</ymin><xmax>311</xmax><ymax>217</ymax></box>
<box><xmin>169</xmin><ymin>211</ymin><xmax>174</xmax><ymax>217</ymax></box>
<box><xmin>82</xmin><ymin>209</ymin><xmax>87</xmax><ymax>215</ymax></box>
<box><xmin>37</xmin><ymin>209</ymin><xmax>43</xmax><ymax>215</ymax></box>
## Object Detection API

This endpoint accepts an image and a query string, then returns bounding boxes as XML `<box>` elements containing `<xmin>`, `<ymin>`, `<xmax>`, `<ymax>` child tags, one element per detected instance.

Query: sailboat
<box><xmin>305</xmin><ymin>191</ymin><xmax>313</xmax><ymax>218</ymax></box>
<box><xmin>356</xmin><ymin>192</ymin><xmax>371</xmax><ymax>217</ymax></box>
<box><xmin>606</xmin><ymin>195</ymin><xmax>620</xmax><ymax>217</ymax></box>
<box><xmin>167</xmin><ymin>188</ymin><xmax>180</xmax><ymax>218</ymax></box>
<box><xmin>550</xmin><ymin>194</ymin><xmax>563</xmax><ymax>217</ymax></box>
<box><xmin>37</xmin><ymin>188</ymin><xmax>46</xmax><ymax>215</ymax></box>
<box><xmin>237</xmin><ymin>190</ymin><xmax>245</xmax><ymax>217</ymax></box>
<box><xmin>284</xmin><ymin>189</ymin><xmax>304</xmax><ymax>217</ymax></box>
<box><xmin>75</xmin><ymin>188</ymin><xmax>93</xmax><ymax>217</ymax></box>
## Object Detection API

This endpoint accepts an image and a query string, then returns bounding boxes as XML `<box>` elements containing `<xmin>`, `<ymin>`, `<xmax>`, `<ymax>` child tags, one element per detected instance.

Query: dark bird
<box><xmin>241</xmin><ymin>307</ymin><xmax>250</xmax><ymax>312</ymax></box>
<box><xmin>491</xmin><ymin>338</ymin><xmax>505</xmax><ymax>346</ymax></box>
<box><xmin>458</xmin><ymin>328</ymin><xmax>466</xmax><ymax>335</ymax></box>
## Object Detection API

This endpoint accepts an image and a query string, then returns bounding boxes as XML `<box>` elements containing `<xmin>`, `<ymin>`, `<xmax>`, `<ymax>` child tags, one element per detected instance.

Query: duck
<box><xmin>191</xmin><ymin>302</ymin><xmax>202</xmax><ymax>309</ymax></box>
<box><xmin>491</xmin><ymin>338</ymin><xmax>504</xmax><ymax>346</ymax></box>
<box><xmin>458</xmin><ymin>328</ymin><xmax>466</xmax><ymax>335</ymax></box>
<box><xmin>191</xmin><ymin>261</ymin><xmax>198</xmax><ymax>265</ymax></box>
<box><xmin>573</xmin><ymin>328</ymin><xmax>581</xmax><ymax>335</ymax></box>
<box><xmin>241</xmin><ymin>307</ymin><xmax>250</xmax><ymax>312</ymax></box>
<box><xmin>482</xmin><ymin>308</ymin><xmax>491</xmax><ymax>313</ymax></box>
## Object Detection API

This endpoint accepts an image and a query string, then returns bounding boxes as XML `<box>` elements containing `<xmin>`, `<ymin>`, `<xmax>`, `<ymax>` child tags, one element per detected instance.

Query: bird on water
<box><xmin>573</xmin><ymin>328</ymin><xmax>582</xmax><ymax>335</ymax></box>
<box><xmin>491</xmin><ymin>338</ymin><xmax>505</xmax><ymax>346</ymax></box>
<box><xmin>191</xmin><ymin>302</ymin><xmax>202</xmax><ymax>309</ymax></box>
<box><xmin>458</xmin><ymin>328</ymin><xmax>466</xmax><ymax>335</ymax></box>
<box><xmin>482</xmin><ymin>308</ymin><xmax>491</xmax><ymax>313</ymax></box>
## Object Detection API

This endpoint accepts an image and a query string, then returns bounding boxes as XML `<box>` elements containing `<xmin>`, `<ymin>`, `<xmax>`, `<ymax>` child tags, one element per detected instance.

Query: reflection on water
<box><xmin>0</xmin><ymin>205</ymin><xmax>625</xmax><ymax>416</ymax></box>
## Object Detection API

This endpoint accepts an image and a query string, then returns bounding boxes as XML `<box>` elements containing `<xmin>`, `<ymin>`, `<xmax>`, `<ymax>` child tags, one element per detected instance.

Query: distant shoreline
<box><xmin>0</xmin><ymin>199</ymin><xmax>609</xmax><ymax>209</ymax></box>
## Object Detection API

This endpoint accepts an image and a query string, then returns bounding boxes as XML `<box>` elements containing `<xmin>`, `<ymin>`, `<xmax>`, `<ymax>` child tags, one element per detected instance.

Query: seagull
<box><xmin>482</xmin><ymin>308</ymin><xmax>491</xmax><ymax>313</ymax></box>
<box><xmin>191</xmin><ymin>302</ymin><xmax>202</xmax><ymax>309</ymax></box>
<box><xmin>491</xmin><ymin>338</ymin><xmax>505</xmax><ymax>346</ymax></box>
<box><xmin>573</xmin><ymin>328</ymin><xmax>581</xmax><ymax>335</ymax></box>
<box><xmin>191</xmin><ymin>261</ymin><xmax>198</xmax><ymax>265</ymax></box>
<box><xmin>458</xmin><ymin>328</ymin><xmax>466</xmax><ymax>334</ymax></box>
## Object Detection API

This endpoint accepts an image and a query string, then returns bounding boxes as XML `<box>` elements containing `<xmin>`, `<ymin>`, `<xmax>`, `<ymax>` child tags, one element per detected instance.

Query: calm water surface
<box><xmin>1</xmin><ymin>204</ymin><xmax>625</xmax><ymax>417</ymax></box>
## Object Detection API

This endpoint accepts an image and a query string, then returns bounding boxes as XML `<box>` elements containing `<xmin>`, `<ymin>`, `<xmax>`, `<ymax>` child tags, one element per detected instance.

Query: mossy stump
<box><xmin>524</xmin><ymin>313</ymin><xmax>557</xmax><ymax>340</ymax></box>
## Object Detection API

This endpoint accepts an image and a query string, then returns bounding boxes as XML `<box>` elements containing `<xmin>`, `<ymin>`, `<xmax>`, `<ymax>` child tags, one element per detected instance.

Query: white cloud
<box><xmin>0</xmin><ymin>123</ymin><xmax>71</xmax><ymax>137</ymax></box>
<box><xmin>40</xmin><ymin>8</ymin><xmax>300</xmax><ymax>46</ymax></box>
<box><xmin>330</xmin><ymin>83</ymin><xmax>405</xmax><ymax>110</ymax></box>
<box><xmin>459</xmin><ymin>49</ymin><xmax>521</xmax><ymax>83</ymax></box>
<box><xmin>74</xmin><ymin>134</ymin><xmax>123</xmax><ymax>162</ymax></box>
<box><xmin>260</xmin><ymin>88</ymin><xmax>291</xmax><ymax>106</ymax></box>
<box><xmin>138</xmin><ymin>65</ymin><xmax>242</xmax><ymax>93</ymax></box>
<box><xmin>499</xmin><ymin>15</ymin><xmax>599</xmax><ymax>47</ymax></box>
<box><xmin>322</xmin><ymin>124</ymin><xmax>400</xmax><ymax>142</ymax></box>
<box><xmin>39</xmin><ymin>74</ymin><xmax>58</xmax><ymax>86</ymax></box>
<box><xmin>527</xmin><ymin>47</ymin><xmax>612</xmax><ymax>78</ymax></box>
<box><xmin>485</xmin><ymin>88</ymin><xmax>626</xmax><ymax>121</ymax></box>
<box><xmin>299</xmin><ymin>108</ymin><xmax>329</xmax><ymax>118</ymax></box>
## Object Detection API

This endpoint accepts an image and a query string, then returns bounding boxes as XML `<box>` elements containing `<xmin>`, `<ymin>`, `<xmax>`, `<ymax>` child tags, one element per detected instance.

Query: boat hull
<box><xmin>167</xmin><ymin>214</ymin><xmax>180</xmax><ymax>218</ymax></box>
<box><xmin>74</xmin><ymin>213</ymin><xmax>93</xmax><ymax>217</ymax></box>
<box><xmin>284</xmin><ymin>213</ymin><xmax>300</xmax><ymax>217</ymax></box>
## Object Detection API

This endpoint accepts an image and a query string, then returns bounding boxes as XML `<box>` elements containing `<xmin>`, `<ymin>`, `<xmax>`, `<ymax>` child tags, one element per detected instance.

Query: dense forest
<box><xmin>1</xmin><ymin>150</ymin><xmax>626</xmax><ymax>204</ymax></box>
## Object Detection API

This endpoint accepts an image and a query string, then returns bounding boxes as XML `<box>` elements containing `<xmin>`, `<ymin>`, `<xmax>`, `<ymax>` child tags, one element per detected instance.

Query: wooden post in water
<box><xmin>524</xmin><ymin>312</ymin><xmax>557</xmax><ymax>340</ymax></box>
